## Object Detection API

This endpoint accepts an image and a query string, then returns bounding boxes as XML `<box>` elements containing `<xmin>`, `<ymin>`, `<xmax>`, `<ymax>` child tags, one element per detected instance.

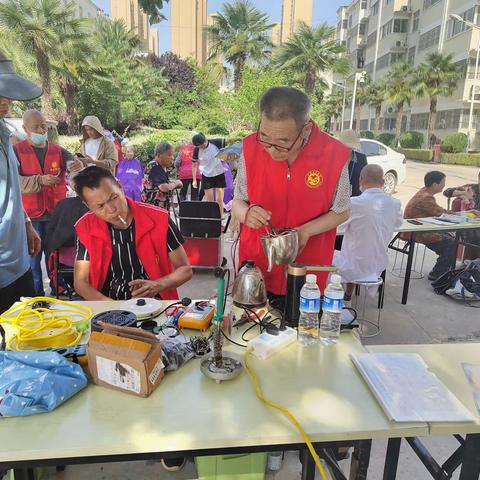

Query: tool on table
<box><xmin>0</xmin><ymin>297</ymin><xmax>92</xmax><ymax>351</ymax></box>
<box><xmin>407</xmin><ymin>219</ymin><xmax>423</xmax><ymax>225</ymax></box>
<box><xmin>178</xmin><ymin>301</ymin><xmax>215</xmax><ymax>331</ymax></box>
<box><xmin>200</xmin><ymin>267</ymin><xmax>243</xmax><ymax>382</ymax></box>
<box><xmin>120</xmin><ymin>297</ymin><xmax>164</xmax><ymax>320</ymax></box>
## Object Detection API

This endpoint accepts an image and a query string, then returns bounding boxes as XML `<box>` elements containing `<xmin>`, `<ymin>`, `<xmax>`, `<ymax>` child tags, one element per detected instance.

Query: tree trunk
<box><xmin>35</xmin><ymin>49</ymin><xmax>55</xmax><ymax>120</ymax></box>
<box><xmin>355</xmin><ymin>102</ymin><xmax>362</xmax><ymax>133</ymax></box>
<box><xmin>395</xmin><ymin>102</ymin><xmax>404</xmax><ymax>143</ymax></box>
<box><xmin>374</xmin><ymin>105</ymin><xmax>381</xmax><ymax>137</ymax></box>
<box><xmin>65</xmin><ymin>83</ymin><xmax>78</xmax><ymax>135</ymax></box>
<box><xmin>304</xmin><ymin>67</ymin><xmax>316</xmax><ymax>96</ymax></box>
<box><xmin>427</xmin><ymin>95</ymin><xmax>437</xmax><ymax>148</ymax></box>
<box><xmin>233</xmin><ymin>56</ymin><xmax>245</xmax><ymax>91</ymax></box>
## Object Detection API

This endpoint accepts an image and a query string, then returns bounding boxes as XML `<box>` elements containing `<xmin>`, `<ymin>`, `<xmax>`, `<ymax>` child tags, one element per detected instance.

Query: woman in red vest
<box><xmin>73</xmin><ymin>166</ymin><xmax>192</xmax><ymax>301</ymax></box>
<box><xmin>233</xmin><ymin>87</ymin><xmax>352</xmax><ymax>298</ymax></box>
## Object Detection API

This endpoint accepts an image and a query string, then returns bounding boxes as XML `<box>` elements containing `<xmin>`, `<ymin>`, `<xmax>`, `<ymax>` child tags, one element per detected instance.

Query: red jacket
<box><xmin>239</xmin><ymin>123</ymin><xmax>350</xmax><ymax>293</ymax></box>
<box><xmin>75</xmin><ymin>198</ymin><xmax>179</xmax><ymax>300</ymax></box>
<box><xmin>16</xmin><ymin>140</ymin><xmax>67</xmax><ymax>219</ymax></box>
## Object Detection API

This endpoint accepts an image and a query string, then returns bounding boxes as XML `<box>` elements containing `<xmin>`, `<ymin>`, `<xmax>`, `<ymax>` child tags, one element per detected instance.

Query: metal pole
<box><xmin>350</xmin><ymin>73</ymin><xmax>359</xmax><ymax>130</ymax></box>
<box><xmin>467</xmin><ymin>34</ymin><xmax>480</xmax><ymax>151</ymax></box>
<box><xmin>341</xmin><ymin>83</ymin><xmax>347</xmax><ymax>132</ymax></box>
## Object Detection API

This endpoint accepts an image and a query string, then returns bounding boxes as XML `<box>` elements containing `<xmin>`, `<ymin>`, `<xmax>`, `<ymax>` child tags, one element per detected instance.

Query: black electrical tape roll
<box><xmin>91</xmin><ymin>310</ymin><xmax>138</xmax><ymax>332</ymax></box>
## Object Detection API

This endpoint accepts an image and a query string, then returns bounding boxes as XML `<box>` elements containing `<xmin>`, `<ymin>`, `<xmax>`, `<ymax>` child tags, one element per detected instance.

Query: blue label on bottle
<box><xmin>323</xmin><ymin>296</ymin><xmax>344</xmax><ymax>311</ymax></box>
<box><xmin>300</xmin><ymin>296</ymin><xmax>320</xmax><ymax>312</ymax></box>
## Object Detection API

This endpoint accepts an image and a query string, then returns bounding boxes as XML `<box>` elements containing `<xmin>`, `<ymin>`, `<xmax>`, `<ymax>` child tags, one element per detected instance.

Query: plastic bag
<box><xmin>0</xmin><ymin>351</ymin><xmax>87</xmax><ymax>417</ymax></box>
<box><xmin>161</xmin><ymin>338</ymin><xmax>196</xmax><ymax>371</ymax></box>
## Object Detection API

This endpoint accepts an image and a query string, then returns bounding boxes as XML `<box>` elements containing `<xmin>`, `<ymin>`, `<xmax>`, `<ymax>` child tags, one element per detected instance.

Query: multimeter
<box><xmin>178</xmin><ymin>302</ymin><xmax>215</xmax><ymax>331</ymax></box>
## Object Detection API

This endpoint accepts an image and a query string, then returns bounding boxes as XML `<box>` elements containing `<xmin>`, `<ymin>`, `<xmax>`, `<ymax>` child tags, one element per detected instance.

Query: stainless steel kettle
<box><xmin>260</xmin><ymin>228</ymin><xmax>299</xmax><ymax>272</ymax></box>
<box><xmin>232</xmin><ymin>261</ymin><xmax>267</xmax><ymax>308</ymax></box>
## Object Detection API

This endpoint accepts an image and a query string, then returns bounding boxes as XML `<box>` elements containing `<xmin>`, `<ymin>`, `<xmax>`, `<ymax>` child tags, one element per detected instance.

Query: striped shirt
<box><xmin>76</xmin><ymin>218</ymin><xmax>183</xmax><ymax>300</ymax></box>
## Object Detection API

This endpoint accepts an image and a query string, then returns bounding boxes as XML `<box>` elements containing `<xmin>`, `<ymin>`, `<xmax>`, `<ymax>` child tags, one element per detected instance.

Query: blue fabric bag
<box><xmin>0</xmin><ymin>351</ymin><xmax>87</xmax><ymax>417</ymax></box>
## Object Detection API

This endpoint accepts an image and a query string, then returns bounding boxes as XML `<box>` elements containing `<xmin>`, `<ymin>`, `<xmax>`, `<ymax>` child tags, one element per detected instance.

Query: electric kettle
<box><xmin>232</xmin><ymin>261</ymin><xmax>267</xmax><ymax>309</ymax></box>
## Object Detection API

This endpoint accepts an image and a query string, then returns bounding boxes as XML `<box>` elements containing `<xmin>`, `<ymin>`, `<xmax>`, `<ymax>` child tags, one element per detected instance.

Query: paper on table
<box><xmin>420</xmin><ymin>217</ymin><xmax>455</xmax><ymax>225</ymax></box>
<box><xmin>463</xmin><ymin>363</ymin><xmax>480</xmax><ymax>415</ymax></box>
<box><xmin>351</xmin><ymin>353</ymin><xmax>475</xmax><ymax>423</ymax></box>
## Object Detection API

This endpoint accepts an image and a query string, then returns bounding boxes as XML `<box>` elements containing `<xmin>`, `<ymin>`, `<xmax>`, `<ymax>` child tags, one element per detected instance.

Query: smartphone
<box><xmin>75</xmin><ymin>152</ymin><xmax>85</xmax><ymax>158</ymax></box>
<box><xmin>407</xmin><ymin>219</ymin><xmax>422</xmax><ymax>225</ymax></box>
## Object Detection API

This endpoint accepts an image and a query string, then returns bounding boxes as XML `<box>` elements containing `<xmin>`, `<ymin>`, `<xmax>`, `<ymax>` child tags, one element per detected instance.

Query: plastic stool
<box><xmin>352</xmin><ymin>277</ymin><xmax>384</xmax><ymax>338</ymax></box>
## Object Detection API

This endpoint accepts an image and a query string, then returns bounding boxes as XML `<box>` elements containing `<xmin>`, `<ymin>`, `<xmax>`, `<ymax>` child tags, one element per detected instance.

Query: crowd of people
<box><xmin>1</xmin><ymin>50</ymin><xmax>479</xmax><ymax>319</ymax></box>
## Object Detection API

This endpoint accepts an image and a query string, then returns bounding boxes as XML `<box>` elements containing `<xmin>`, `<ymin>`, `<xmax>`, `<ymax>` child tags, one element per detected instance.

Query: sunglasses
<box><xmin>256</xmin><ymin>121</ymin><xmax>310</xmax><ymax>153</ymax></box>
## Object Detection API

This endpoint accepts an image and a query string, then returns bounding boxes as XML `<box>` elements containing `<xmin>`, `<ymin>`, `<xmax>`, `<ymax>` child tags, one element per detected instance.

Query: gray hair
<box><xmin>259</xmin><ymin>86</ymin><xmax>311</xmax><ymax>128</ymax></box>
<box><xmin>154</xmin><ymin>141</ymin><xmax>172</xmax><ymax>156</ymax></box>
<box><xmin>360</xmin><ymin>164</ymin><xmax>384</xmax><ymax>185</ymax></box>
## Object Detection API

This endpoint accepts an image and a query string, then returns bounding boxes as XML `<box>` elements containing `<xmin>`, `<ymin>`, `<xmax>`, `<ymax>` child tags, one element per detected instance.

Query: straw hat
<box><xmin>0</xmin><ymin>51</ymin><xmax>43</xmax><ymax>101</ymax></box>
<box><xmin>338</xmin><ymin>129</ymin><xmax>361</xmax><ymax>151</ymax></box>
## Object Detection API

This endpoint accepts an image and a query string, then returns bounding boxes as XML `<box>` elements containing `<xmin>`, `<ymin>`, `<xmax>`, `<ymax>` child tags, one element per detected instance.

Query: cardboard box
<box><xmin>87</xmin><ymin>322</ymin><xmax>164</xmax><ymax>397</ymax></box>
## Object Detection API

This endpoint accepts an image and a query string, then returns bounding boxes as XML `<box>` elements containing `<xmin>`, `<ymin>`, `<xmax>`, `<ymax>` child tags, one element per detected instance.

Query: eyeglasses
<box><xmin>256</xmin><ymin>121</ymin><xmax>309</xmax><ymax>153</ymax></box>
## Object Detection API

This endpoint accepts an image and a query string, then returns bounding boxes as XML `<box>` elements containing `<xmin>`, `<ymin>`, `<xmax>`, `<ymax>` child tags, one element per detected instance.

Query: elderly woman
<box><xmin>142</xmin><ymin>141</ymin><xmax>183</xmax><ymax>209</ymax></box>
<box><xmin>71</xmin><ymin>116</ymin><xmax>118</xmax><ymax>173</ymax></box>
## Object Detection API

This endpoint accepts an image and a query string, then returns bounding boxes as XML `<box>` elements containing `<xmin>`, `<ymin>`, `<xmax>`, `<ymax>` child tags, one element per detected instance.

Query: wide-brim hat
<box><xmin>0</xmin><ymin>57</ymin><xmax>43</xmax><ymax>101</ymax></box>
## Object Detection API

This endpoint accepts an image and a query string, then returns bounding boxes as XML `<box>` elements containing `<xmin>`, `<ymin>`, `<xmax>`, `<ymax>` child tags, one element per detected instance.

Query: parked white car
<box><xmin>359</xmin><ymin>139</ymin><xmax>406</xmax><ymax>195</ymax></box>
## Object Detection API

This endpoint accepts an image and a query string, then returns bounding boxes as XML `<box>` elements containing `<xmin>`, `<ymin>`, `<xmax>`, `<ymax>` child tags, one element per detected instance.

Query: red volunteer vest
<box><xmin>178</xmin><ymin>144</ymin><xmax>201</xmax><ymax>180</ymax></box>
<box><xmin>75</xmin><ymin>198</ymin><xmax>179</xmax><ymax>300</ymax></box>
<box><xmin>17</xmin><ymin>140</ymin><xmax>67</xmax><ymax>219</ymax></box>
<box><xmin>239</xmin><ymin>123</ymin><xmax>350</xmax><ymax>293</ymax></box>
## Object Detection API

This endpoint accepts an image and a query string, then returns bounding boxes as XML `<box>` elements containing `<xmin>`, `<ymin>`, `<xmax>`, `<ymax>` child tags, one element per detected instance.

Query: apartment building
<box><xmin>111</xmin><ymin>0</ymin><xmax>159</xmax><ymax>55</ymax></box>
<box><xmin>280</xmin><ymin>0</ymin><xmax>314</xmax><ymax>42</ymax></box>
<box><xmin>336</xmin><ymin>0</ymin><xmax>480</xmax><ymax>148</ymax></box>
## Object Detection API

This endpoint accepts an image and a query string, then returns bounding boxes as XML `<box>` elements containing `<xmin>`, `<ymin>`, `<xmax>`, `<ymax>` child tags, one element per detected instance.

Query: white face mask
<box><xmin>30</xmin><ymin>132</ymin><xmax>48</xmax><ymax>144</ymax></box>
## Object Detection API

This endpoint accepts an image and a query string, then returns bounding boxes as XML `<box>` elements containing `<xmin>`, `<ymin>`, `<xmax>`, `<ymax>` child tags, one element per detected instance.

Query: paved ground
<box><xmin>24</xmin><ymin>161</ymin><xmax>480</xmax><ymax>479</ymax></box>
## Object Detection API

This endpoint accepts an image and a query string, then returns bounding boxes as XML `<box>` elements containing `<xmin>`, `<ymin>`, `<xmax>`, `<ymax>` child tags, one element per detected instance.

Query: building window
<box><xmin>410</xmin><ymin>113</ymin><xmax>429</xmax><ymax>130</ymax></box>
<box><xmin>377</xmin><ymin>52</ymin><xmax>390</xmax><ymax>70</ymax></box>
<box><xmin>380</xmin><ymin>118</ymin><xmax>396</xmax><ymax>132</ymax></box>
<box><xmin>361</xmin><ymin>0</ymin><xmax>367</xmax><ymax>9</ymax></box>
<box><xmin>393</xmin><ymin>19</ymin><xmax>408</xmax><ymax>33</ymax></box>
<box><xmin>447</xmin><ymin>7</ymin><xmax>476</xmax><ymax>39</ymax></box>
<box><xmin>381</xmin><ymin>20</ymin><xmax>393</xmax><ymax>38</ymax></box>
<box><xmin>418</xmin><ymin>25</ymin><xmax>441</xmax><ymax>52</ymax></box>
<box><xmin>385</xmin><ymin>0</ymin><xmax>393</xmax><ymax>4</ymax></box>
<box><xmin>365</xmin><ymin>62</ymin><xmax>374</xmax><ymax>74</ymax></box>
<box><xmin>372</xmin><ymin>1</ymin><xmax>379</xmax><ymax>16</ymax></box>
<box><xmin>391</xmin><ymin>52</ymin><xmax>405</xmax><ymax>64</ymax></box>
<box><xmin>360</xmin><ymin>119</ymin><xmax>369</xmax><ymax>131</ymax></box>
<box><xmin>359</xmin><ymin>22</ymin><xmax>367</xmax><ymax>35</ymax></box>
<box><xmin>367</xmin><ymin>30</ymin><xmax>377</xmax><ymax>47</ymax></box>
<box><xmin>435</xmin><ymin>109</ymin><xmax>462</xmax><ymax>129</ymax></box>
<box><xmin>461</xmin><ymin>109</ymin><xmax>480</xmax><ymax>128</ymax></box>
<box><xmin>348</xmin><ymin>15</ymin><xmax>353</xmax><ymax>28</ymax></box>
<box><xmin>78</xmin><ymin>6</ymin><xmax>83</xmax><ymax>17</ymax></box>
<box><xmin>423</xmin><ymin>0</ymin><xmax>441</xmax><ymax>10</ymax></box>
<box><xmin>342</xmin><ymin>19</ymin><xmax>348</xmax><ymax>29</ymax></box>
<box><xmin>412</xmin><ymin>11</ymin><xmax>420</xmax><ymax>32</ymax></box>
<box><xmin>407</xmin><ymin>46</ymin><xmax>416</xmax><ymax>65</ymax></box>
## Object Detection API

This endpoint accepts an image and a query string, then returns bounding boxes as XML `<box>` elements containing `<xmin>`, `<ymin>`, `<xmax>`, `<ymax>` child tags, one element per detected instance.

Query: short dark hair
<box><xmin>424</xmin><ymin>171</ymin><xmax>446</xmax><ymax>187</ymax></box>
<box><xmin>73</xmin><ymin>166</ymin><xmax>116</xmax><ymax>199</ymax></box>
<box><xmin>192</xmin><ymin>133</ymin><xmax>206</xmax><ymax>146</ymax></box>
<box><xmin>259</xmin><ymin>86</ymin><xmax>311</xmax><ymax>128</ymax></box>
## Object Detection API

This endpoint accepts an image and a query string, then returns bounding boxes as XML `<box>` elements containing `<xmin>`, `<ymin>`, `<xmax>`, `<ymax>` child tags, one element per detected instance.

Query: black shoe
<box><xmin>428</xmin><ymin>271</ymin><xmax>442</xmax><ymax>281</ymax></box>
<box><xmin>161</xmin><ymin>457</ymin><xmax>186</xmax><ymax>471</ymax></box>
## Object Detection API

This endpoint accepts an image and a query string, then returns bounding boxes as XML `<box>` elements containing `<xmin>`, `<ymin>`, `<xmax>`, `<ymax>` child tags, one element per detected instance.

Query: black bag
<box><xmin>432</xmin><ymin>261</ymin><xmax>480</xmax><ymax>297</ymax></box>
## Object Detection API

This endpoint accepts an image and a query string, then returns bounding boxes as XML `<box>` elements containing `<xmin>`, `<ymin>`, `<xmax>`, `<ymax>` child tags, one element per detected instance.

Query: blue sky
<box><xmin>94</xmin><ymin>1</ymin><xmax>344</xmax><ymax>53</ymax></box>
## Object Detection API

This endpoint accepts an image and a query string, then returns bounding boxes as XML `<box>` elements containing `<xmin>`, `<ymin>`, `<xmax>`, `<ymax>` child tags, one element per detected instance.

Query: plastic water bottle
<box><xmin>298</xmin><ymin>274</ymin><xmax>321</xmax><ymax>346</ymax></box>
<box><xmin>320</xmin><ymin>274</ymin><xmax>344</xmax><ymax>345</ymax></box>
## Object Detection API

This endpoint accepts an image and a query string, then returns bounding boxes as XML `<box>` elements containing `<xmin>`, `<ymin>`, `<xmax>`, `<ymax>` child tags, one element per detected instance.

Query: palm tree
<box><xmin>273</xmin><ymin>22</ymin><xmax>350</xmax><ymax>95</ymax></box>
<box><xmin>95</xmin><ymin>17</ymin><xmax>143</xmax><ymax>58</ymax></box>
<box><xmin>0</xmin><ymin>0</ymin><xmax>87</xmax><ymax>119</ymax></box>
<box><xmin>385</xmin><ymin>63</ymin><xmax>414</xmax><ymax>143</ymax></box>
<box><xmin>412</xmin><ymin>53</ymin><xmax>460</xmax><ymax>147</ymax></box>
<box><xmin>324</xmin><ymin>89</ymin><xmax>346</xmax><ymax>132</ymax></box>
<box><xmin>205</xmin><ymin>0</ymin><xmax>274</xmax><ymax>90</ymax></box>
<box><xmin>366</xmin><ymin>79</ymin><xmax>388</xmax><ymax>137</ymax></box>
<box><xmin>138</xmin><ymin>0</ymin><xmax>169</xmax><ymax>24</ymax></box>
<box><xmin>355</xmin><ymin>79</ymin><xmax>369</xmax><ymax>133</ymax></box>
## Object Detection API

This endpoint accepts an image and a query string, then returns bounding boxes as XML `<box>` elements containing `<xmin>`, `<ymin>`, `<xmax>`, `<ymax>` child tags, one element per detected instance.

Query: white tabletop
<box><xmin>367</xmin><ymin>343</ymin><xmax>480</xmax><ymax>436</ymax></box>
<box><xmin>396</xmin><ymin>219</ymin><xmax>480</xmax><ymax>233</ymax></box>
<box><xmin>0</xmin><ymin>301</ymin><xmax>428</xmax><ymax>464</ymax></box>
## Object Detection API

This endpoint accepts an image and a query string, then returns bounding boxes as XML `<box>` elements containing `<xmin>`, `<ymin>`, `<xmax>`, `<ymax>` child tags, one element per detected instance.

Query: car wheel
<box><xmin>383</xmin><ymin>172</ymin><xmax>397</xmax><ymax>195</ymax></box>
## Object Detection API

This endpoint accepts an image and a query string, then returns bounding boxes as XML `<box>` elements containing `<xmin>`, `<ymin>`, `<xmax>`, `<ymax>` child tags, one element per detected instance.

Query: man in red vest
<box><xmin>233</xmin><ymin>87</ymin><xmax>352</xmax><ymax>298</ymax></box>
<box><xmin>15</xmin><ymin>109</ymin><xmax>72</xmax><ymax>296</ymax></box>
<box><xmin>73</xmin><ymin>166</ymin><xmax>192</xmax><ymax>301</ymax></box>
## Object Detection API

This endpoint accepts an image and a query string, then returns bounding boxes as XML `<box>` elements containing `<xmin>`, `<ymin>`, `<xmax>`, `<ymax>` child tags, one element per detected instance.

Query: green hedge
<box><xmin>377</xmin><ymin>133</ymin><xmax>396</xmax><ymax>147</ymax></box>
<box><xmin>440</xmin><ymin>153</ymin><xmax>480</xmax><ymax>167</ymax></box>
<box><xmin>440</xmin><ymin>133</ymin><xmax>468</xmax><ymax>153</ymax></box>
<box><xmin>360</xmin><ymin>130</ymin><xmax>374</xmax><ymax>139</ymax></box>
<box><xmin>398</xmin><ymin>148</ymin><xmax>433</xmax><ymax>162</ymax></box>
<box><xmin>399</xmin><ymin>131</ymin><xmax>424</xmax><ymax>149</ymax></box>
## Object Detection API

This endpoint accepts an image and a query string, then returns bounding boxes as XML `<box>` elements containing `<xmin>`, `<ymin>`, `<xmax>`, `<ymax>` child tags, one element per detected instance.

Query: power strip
<box><xmin>248</xmin><ymin>327</ymin><xmax>297</xmax><ymax>360</ymax></box>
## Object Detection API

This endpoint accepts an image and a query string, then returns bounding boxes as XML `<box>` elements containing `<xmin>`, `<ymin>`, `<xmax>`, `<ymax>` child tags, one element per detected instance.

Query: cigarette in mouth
<box><xmin>118</xmin><ymin>215</ymin><xmax>127</xmax><ymax>225</ymax></box>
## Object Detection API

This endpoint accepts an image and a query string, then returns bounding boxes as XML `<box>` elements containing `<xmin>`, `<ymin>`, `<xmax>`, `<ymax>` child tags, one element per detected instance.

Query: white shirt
<box><xmin>85</xmin><ymin>137</ymin><xmax>102</xmax><ymax>160</ymax></box>
<box><xmin>334</xmin><ymin>188</ymin><xmax>403</xmax><ymax>283</ymax></box>
<box><xmin>195</xmin><ymin>142</ymin><xmax>223</xmax><ymax>178</ymax></box>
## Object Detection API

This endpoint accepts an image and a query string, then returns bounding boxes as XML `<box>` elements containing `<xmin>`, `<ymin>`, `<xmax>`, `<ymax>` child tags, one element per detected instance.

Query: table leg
<box><xmin>300</xmin><ymin>448</ymin><xmax>316</xmax><ymax>480</ymax></box>
<box><xmin>401</xmin><ymin>233</ymin><xmax>416</xmax><ymax>305</ymax></box>
<box><xmin>13</xmin><ymin>469</ymin><xmax>37</xmax><ymax>480</ymax></box>
<box><xmin>382</xmin><ymin>438</ymin><xmax>401</xmax><ymax>480</ymax></box>
<box><xmin>349</xmin><ymin>439</ymin><xmax>371</xmax><ymax>480</ymax></box>
<box><xmin>459</xmin><ymin>434</ymin><xmax>480</xmax><ymax>480</ymax></box>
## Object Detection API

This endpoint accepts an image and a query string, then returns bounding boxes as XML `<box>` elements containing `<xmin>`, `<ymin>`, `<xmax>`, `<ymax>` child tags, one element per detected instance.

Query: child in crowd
<box><xmin>116</xmin><ymin>146</ymin><xmax>143</xmax><ymax>201</ymax></box>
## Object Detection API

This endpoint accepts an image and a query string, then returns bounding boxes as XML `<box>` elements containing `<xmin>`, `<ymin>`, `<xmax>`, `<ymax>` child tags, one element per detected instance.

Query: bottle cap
<box><xmin>306</xmin><ymin>274</ymin><xmax>317</xmax><ymax>284</ymax></box>
<box><xmin>331</xmin><ymin>273</ymin><xmax>342</xmax><ymax>284</ymax></box>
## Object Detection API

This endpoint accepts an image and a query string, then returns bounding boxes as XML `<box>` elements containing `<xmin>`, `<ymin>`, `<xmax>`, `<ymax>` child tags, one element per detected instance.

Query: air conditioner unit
<box><xmin>396</xmin><ymin>40</ymin><xmax>402</xmax><ymax>47</ymax></box>
<box><xmin>401</xmin><ymin>5</ymin><xmax>409</xmax><ymax>11</ymax></box>
<box><xmin>387</xmin><ymin>106</ymin><xmax>396</xmax><ymax>114</ymax></box>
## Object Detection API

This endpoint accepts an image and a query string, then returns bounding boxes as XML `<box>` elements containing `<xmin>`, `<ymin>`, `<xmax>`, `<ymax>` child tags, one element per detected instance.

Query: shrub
<box><xmin>377</xmin><ymin>133</ymin><xmax>396</xmax><ymax>147</ymax></box>
<box><xmin>397</xmin><ymin>148</ymin><xmax>433</xmax><ymax>162</ymax></box>
<box><xmin>440</xmin><ymin>153</ymin><xmax>480</xmax><ymax>167</ymax></box>
<box><xmin>360</xmin><ymin>130</ymin><xmax>374</xmax><ymax>139</ymax></box>
<box><xmin>58</xmin><ymin>135</ymin><xmax>81</xmax><ymax>154</ymax></box>
<box><xmin>440</xmin><ymin>133</ymin><xmax>468</xmax><ymax>153</ymax></box>
<box><xmin>400</xmin><ymin>131</ymin><xmax>424</xmax><ymax>149</ymax></box>
<box><xmin>227</xmin><ymin>129</ymin><xmax>252</xmax><ymax>145</ymax></box>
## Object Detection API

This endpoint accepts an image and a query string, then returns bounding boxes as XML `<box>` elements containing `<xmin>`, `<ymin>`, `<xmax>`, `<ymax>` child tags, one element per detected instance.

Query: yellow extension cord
<box><xmin>244</xmin><ymin>347</ymin><xmax>329</xmax><ymax>480</ymax></box>
<box><xmin>0</xmin><ymin>297</ymin><xmax>93</xmax><ymax>351</ymax></box>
